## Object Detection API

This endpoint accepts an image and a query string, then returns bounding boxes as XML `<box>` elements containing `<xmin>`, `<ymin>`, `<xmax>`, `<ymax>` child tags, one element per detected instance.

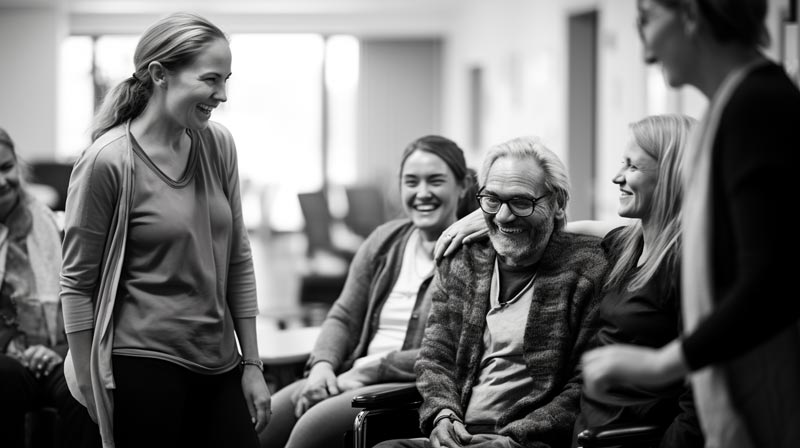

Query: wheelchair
<box><xmin>349</xmin><ymin>384</ymin><xmax>666</xmax><ymax>448</ymax></box>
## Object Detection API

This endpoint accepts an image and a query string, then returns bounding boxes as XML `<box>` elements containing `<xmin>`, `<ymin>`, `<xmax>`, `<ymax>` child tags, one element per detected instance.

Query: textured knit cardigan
<box><xmin>415</xmin><ymin>231</ymin><xmax>609</xmax><ymax>448</ymax></box>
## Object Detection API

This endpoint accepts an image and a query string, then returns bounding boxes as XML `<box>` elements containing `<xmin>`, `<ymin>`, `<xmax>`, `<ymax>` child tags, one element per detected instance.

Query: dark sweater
<box><xmin>681</xmin><ymin>62</ymin><xmax>800</xmax><ymax>370</ymax></box>
<box><xmin>573</xmin><ymin>227</ymin><xmax>702</xmax><ymax>448</ymax></box>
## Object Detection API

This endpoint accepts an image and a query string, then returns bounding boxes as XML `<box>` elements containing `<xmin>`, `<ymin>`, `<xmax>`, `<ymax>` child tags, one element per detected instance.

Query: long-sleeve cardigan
<box><xmin>415</xmin><ymin>231</ymin><xmax>609</xmax><ymax>448</ymax></box>
<box><xmin>305</xmin><ymin>218</ymin><xmax>434</xmax><ymax>381</ymax></box>
<box><xmin>681</xmin><ymin>62</ymin><xmax>800</xmax><ymax>369</ymax></box>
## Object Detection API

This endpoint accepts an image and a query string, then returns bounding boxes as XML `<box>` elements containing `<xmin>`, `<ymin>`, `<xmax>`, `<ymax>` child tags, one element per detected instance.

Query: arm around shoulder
<box><xmin>565</xmin><ymin>219</ymin><xmax>630</xmax><ymax>238</ymax></box>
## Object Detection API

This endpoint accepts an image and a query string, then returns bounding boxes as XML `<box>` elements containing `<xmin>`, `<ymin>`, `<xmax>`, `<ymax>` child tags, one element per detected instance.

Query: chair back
<box><xmin>297</xmin><ymin>190</ymin><xmax>337</xmax><ymax>257</ymax></box>
<box><xmin>28</xmin><ymin>161</ymin><xmax>74</xmax><ymax>211</ymax></box>
<box><xmin>344</xmin><ymin>185</ymin><xmax>387</xmax><ymax>239</ymax></box>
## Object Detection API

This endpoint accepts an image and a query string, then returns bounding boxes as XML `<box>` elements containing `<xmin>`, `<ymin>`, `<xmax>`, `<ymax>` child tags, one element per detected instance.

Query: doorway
<box><xmin>567</xmin><ymin>10</ymin><xmax>598</xmax><ymax>220</ymax></box>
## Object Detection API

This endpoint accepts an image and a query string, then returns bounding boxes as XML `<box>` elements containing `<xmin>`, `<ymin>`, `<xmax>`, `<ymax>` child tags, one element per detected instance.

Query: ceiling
<box><xmin>65</xmin><ymin>0</ymin><xmax>461</xmax><ymax>15</ymax></box>
<box><xmin>0</xmin><ymin>0</ymin><xmax>463</xmax><ymax>36</ymax></box>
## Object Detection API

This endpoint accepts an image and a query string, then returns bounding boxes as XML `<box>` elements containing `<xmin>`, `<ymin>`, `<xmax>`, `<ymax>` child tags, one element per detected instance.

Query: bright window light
<box><xmin>57</xmin><ymin>33</ymin><xmax>359</xmax><ymax>233</ymax></box>
<box><xmin>57</xmin><ymin>36</ymin><xmax>96</xmax><ymax>160</ymax></box>
<box><xmin>325</xmin><ymin>35</ymin><xmax>359</xmax><ymax>187</ymax></box>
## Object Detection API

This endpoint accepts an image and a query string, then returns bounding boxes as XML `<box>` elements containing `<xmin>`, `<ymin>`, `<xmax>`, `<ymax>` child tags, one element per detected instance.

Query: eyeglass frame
<box><xmin>475</xmin><ymin>187</ymin><xmax>550</xmax><ymax>218</ymax></box>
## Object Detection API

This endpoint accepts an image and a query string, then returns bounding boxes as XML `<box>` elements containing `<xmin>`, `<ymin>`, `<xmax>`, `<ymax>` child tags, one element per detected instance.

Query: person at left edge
<box><xmin>0</xmin><ymin>127</ymin><xmax>101</xmax><ymax>448</ymax></box>
<box><xmin>59</xmin><ymin>12</ymin><xmax>270</xmax><ymax>448</ymax></box>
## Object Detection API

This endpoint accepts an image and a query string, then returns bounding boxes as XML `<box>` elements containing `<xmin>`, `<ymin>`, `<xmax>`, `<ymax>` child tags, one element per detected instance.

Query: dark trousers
<box><xmin>112</xmin><ymin>355</ymin><xmax>259</xmax><ymax>448</ymax></box>
<box><xmin>0</xmin><ymin>354</ymin><xmax>101</xmax><ymax>448</ymax></box>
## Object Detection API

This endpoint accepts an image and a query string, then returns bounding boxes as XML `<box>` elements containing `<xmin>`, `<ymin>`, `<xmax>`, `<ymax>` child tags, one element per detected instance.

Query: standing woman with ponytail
<box><xmin>60</xmin><ymin>12</ymin><xmax>270</xmax><ymax>448</ymax></box>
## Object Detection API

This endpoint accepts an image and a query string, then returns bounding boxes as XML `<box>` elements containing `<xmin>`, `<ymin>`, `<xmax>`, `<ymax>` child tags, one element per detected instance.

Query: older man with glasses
<box><xmin>375</xmin><ymin>135</ymin><xmax>610</xmax><ymax>448</ymax></box>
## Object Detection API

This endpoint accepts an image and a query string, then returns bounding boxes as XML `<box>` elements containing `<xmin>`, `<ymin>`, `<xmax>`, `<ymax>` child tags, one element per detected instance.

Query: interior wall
<box><xmin>441</xmin><ymin>0</ymin><xmax>647</xmax><ymax>220</ymax></box>
<box><xmin>1</xmin><ymin>0</ymin><xmax>793</xmax><ymax>223</ymax></box>
<box><xmin>567</xmin><ymin>10</ymin><xmax>598</xmax><ymax>222</ymax></box>
<box><xmin>0</xmin><ymin>1</ymin><xmax>66</xmax><ymax>162</ymax></box>
<box><xmin>441</xmin><ymin>0</ymin><xmax>792</xmax><ymax>220</ymax></box>
<box><xmin>356</xmin><ymin>38</ymin><xmax>443</xmax><ymax>219</ymax></box>
<box><xmin>594</xmin><ymin>0</ymin><xmax>648</xmax><ymax>220</ymax></box>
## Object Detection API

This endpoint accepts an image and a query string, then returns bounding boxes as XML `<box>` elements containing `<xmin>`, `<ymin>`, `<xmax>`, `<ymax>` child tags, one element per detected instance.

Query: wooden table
<box><xmin>257</xmin><ymin>319</ymin><xmax>322</xmax><ymax>391</ymax></box>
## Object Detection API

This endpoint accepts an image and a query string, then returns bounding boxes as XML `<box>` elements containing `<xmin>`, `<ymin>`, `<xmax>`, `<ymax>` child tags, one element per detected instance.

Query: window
<box><xmin>58</xmin><ymin>33</ymin><xmax>359</xmax><ymax>232</ymax></box>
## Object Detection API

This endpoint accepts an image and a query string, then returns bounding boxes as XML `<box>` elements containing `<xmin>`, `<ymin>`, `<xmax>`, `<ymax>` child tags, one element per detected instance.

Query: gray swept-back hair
<box><xmin>478</xmin><ymin>136</ymin><xmax>570</xmax><ymax>231</ymax></box>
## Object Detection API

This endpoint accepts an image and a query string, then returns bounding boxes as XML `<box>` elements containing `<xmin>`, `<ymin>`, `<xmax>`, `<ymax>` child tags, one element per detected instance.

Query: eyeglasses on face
<box><xmin>475</xmin><ymin>188</ymin><xmax>550</xmax><ymax>218</ymax></box>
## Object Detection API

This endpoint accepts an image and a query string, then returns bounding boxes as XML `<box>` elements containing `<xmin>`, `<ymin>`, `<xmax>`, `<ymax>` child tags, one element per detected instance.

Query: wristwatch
<box><xmin>240</xmin><ymin>357</ymin><xmax>264</xmax><ymax>372</ymax></box>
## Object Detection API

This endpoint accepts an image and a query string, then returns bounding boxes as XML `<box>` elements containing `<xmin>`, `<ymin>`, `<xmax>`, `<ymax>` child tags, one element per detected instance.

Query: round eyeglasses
<box><xmin>475</xmin><ymin>188</ymin><xmax>550</xmax><ymax>218</ymax></box>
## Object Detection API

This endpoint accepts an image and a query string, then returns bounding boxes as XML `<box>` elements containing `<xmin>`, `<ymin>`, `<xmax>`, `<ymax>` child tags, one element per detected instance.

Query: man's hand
<box><xmin>430</xmin><ymin>411</ymin><xmax>473</xmax><ymax>448</ymax></box>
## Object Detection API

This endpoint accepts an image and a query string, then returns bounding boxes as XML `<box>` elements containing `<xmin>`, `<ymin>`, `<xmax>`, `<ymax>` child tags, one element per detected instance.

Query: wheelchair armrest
<box><xmin>350</xmin><ymin>385</ymin><xmax>424</xmax><ymax>448</ymax></box>
<box><xmin>577</xmin><ymin>423</ymin><xmax>665</xmax><ymax>447</ymax></box>
<box><xmin>351</xmin><ymin>384</ymin><xmax>422</xmax><ymax>410</ymax></box>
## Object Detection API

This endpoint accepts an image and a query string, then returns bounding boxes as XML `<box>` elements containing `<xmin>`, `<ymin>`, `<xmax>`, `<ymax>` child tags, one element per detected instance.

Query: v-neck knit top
<box><xmin>60</xmin><ymin>121</ymin><xmax>258</xmax><ymax>374</ymax></box>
